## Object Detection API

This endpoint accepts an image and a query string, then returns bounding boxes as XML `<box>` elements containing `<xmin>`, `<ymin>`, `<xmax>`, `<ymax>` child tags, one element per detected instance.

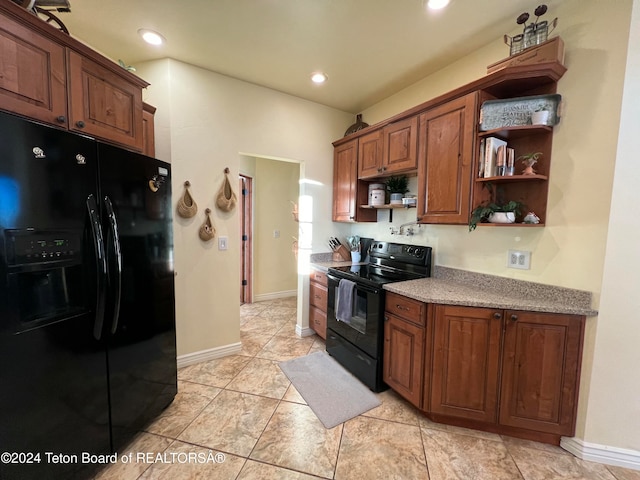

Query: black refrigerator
<box><xmin>0</xmin><ymin>111</ymin><xmax>177</xmax><ymax>479</ymax></box>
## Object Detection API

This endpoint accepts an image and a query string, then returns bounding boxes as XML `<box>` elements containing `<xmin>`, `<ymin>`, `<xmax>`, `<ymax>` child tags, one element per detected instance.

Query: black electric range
<box><xmin>325</xmin><ymin>241</ymin><xmax>432</xmax><ymax>391</ymax></box>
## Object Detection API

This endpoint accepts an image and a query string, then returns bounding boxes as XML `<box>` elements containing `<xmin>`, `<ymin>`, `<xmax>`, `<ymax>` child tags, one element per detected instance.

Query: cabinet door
<box><xmin>309</xmin><ymin>305</ymin><xmax>327</xmax><ymax>340</ymax></box>
<box><xmin>142</xmin><ymin>102</ymin><xmax>156</xmax><ymax>157</ymax></box>
<box><xmin>68</xmin><ymin>50</ymin><xmax>144</xmax><ymax>151</ymax></box>
<box><xmin>499</xmin><ymin>311</ymin><xmax>584</xmax><ymax>436</ymax></box>
<box><xmin>417</xmin><ymin>92</ymin><xmax>477</xmax><ymax>224</ymax></box>
<box><xmin>358</xmin><ymin>129</ymin><xmax>383</xmax><ymax>178</ymax></box>
<box><xmin>383</xmin><ymin>116</ymin><xmax>418</xmax><ymax>175</ymax></box>
<box><xmin>383</xmin><ymin>313</ymin><xmax>424</xmax><ymax>407</ymax></box>
<box><xmin>431</xmin><ymin>304</ymin><xmax>502</xmax><ymax>423</ymax></box>
<box><xmin>0</xmin><ymin>13</ymin><xmax>67</xmax><ymax>126</ymax></box>
<box><xmin>333</xmin><ymin>140</ymin><xmax>375</xmax><ymax>222</ymax></box>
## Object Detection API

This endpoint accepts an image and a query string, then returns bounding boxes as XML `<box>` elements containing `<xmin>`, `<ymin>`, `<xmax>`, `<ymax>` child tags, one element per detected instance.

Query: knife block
<box><xmin>336</xmin><ymin>245</ymin><xmax>352</xmax><ymax>262</ymax></box>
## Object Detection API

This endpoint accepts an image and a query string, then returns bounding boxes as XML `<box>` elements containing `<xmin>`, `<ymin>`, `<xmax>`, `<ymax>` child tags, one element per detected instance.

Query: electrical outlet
<box><xmin>218</xmin><ymin>236</ymin><xmax>228</xmax><ymax>251</ymax></box>
<box><xmin>273</xmin><ymin>230</ymin><xmax>280</xmax><ymax>238</ymax></box>
<box><xmin>508</xmin><ymin>250</ymin><xmax>531</xmax><ymax>270</ymax></box>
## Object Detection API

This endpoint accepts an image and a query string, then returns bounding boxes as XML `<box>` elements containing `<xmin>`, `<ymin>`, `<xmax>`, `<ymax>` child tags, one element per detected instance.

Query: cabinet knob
<box><xmin>76</xmin><ymin>120</ymin><xmax>85</xmax><ymax>128</ymax></box>
<box><xmin>350</xmin><ymin>216</ymin><xmax>355</xmax><ymax>220</ymax></box>
<box><xmin>510</xmin><ymin>314</ymin><xmax>518</xmax><ymax>322</ymax></box>
<box><xmin>395</xmin><ymin>304</ymin><xmax>409</xmax><ymax>311</ymax></box>
<box><xmin>56</xmin><ymin>115</ymin><xmax>66</xmax><ymax>123</ymax></box>
<box><xmin>384</xmin><ymin>316</ymin><xmax>389</xmax><ymax>322</ymax></box>
<box><xmin>493</xmin><ymin>312</ymin><xmax>502</xmax><ymax>320</ymax></box>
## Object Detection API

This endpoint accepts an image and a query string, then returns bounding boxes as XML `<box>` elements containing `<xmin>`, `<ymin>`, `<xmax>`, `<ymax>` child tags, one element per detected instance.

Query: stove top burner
<box><xmin>327</xmin><ymin>241</ymin><xmax>432</xmax><ymax>288</ymax></box>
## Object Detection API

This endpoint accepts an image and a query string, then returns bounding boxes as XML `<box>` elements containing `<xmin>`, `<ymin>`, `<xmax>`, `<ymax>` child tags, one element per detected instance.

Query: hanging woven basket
<box><xmin>177</xmin><ymin>181</ymin><xmax>198</xmax><ymax>218</ymax></box>
<box><xmin>198</xmin><ymin>208</ymin><xmax>216</xmax><ymax>241</ymax></box>
<box><xmin>215</xmin><ymin>168</ymin><xmax>237</xmax><ymax>213</ymax></box>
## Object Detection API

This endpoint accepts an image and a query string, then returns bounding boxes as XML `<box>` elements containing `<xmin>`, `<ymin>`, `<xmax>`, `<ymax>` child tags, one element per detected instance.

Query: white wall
<box><xmin>580</xmin><ymin>0</ymin><xmax>640</xmax><ymax>455</ymax></box>
<box><xmin>137</xmin><ymin>58</ymin><xmax>352</xmax><ymax>357</ymax></box>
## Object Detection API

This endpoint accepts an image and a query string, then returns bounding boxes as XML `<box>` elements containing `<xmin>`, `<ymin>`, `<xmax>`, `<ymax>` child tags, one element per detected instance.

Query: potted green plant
<box><xmin>518</xmin><ymin>151</ymin><xmax>543</xmax><ymax>175</ymax></box>
<box><xmin>385</xmin><ymin>175</ymin><xmax>409</xmax><ymax>204</ymax></box>
<box><xmin>469</xmin><ymin>183</ymin><xmax>524</xmax><ymax>231</ymax></box>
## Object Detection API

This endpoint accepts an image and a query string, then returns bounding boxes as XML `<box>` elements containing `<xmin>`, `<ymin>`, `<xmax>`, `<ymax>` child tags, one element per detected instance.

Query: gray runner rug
<box><xmin>279</xmin><ymin>351</ymin><xmax>381</xmax><ymax>429</ymax></box>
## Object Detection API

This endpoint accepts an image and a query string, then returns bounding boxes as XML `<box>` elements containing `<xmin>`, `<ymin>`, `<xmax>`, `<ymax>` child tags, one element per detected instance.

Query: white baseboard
<box><xmin>253</xmin><ymin>290</ymin><xmax>297</xmax><ymax>302</ymax></box>
<box><xmin>296</xmin><ymin>325</ymin><xmax>316</xmax><ymax>337</ymax></box>
<box><xmin>561</xmin><ymin>437</ymin><xmax>640</xmax><ymax>471</ymax></box>
<box><xmin>177</xmin><ymin>342</ymin><xmax>242</xmax><ymax>369</ymax></box>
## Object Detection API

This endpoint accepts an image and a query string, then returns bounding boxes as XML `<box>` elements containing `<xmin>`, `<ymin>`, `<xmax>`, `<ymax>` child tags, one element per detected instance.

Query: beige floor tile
<box><xmin>240</xmin><ymin>303</ymin><xmax>268</xmax><ymax>316</ymax></box>
<box><xmin>178</xmin><ymin>389</ymin><xmax>278</xmax><ymax>457</ymax></box>
<box><xmin>335</xmin><ymin>416</ymin><xmax>427</xmax><ymax>480</ymax></box>
<box><xmin>274</xmin><ymin>321</ymin><xmax>302</xmax><ymax>339</ymax></box>
<box><xmin>606</xmin><ymin>465</ymin><xmax>640</xmax><ymax>480</ymax></box>
<box><xmin>256</xmin><ymin>335</ymin><xmax>315</xmax><ymax>362</ymax></box>
<box><xmin>178</xmin><ymin>355</ymin><xmax>251</xmax><ymax>388</ymax></box>
<box><xmin>94</xmin><ymin>432</ymin><xmax>173</xmax><ymax>480</ymax></box>
<box><xmin>240</xmin><ymin>331</ymin><xmax>274</xmax><ymax>356</ymax></box>
<box><xmin>508</xmin><ymin>443</ymin><xmax>619</xmax><ymax>480</ymax></box>
<box><xmin>241</xmin><ymin>316</ymin><xmax>287</xmax><ymax>335</ymax></box>
<box><xmin>226</xmin><ymin>357</ymin><xmax>291</xmax><ymax>399</ymax></box>
<box><xmin>282</xmin><ymin>384</ymin><xmax>307</xmax><ymax>405</ymax></box>
<box><xmin>362</xmin><ymin>389</ymin><xmax>420</xmax><ymax>426</ymax></box>
<box><xmin>418</xmin><ymin>414</ymin><xmax>503</xmax><ymax>442</ymax></box>
<box><xmin>502</xmin><ymin>434</ymin><xmax>571</xmax><ymax>456</ymax></box>
<box><xmin>237</xmin><ymin>460</ymin><xmax>322</xmax><ymax>480</ymax></box>
<box><xmin>138</xmin><ymin>440</ymin><xmax>245</xmax><ymax>480</ymax></box>
<box><xmin>250</xmin><ymin>401</ymin><xmax>342</xmax><ymax>478</ymax></box>
<box><xmin>421</xmin><ymin>427</ymin><xmax>523</xmax><ymax>480</ymax></box>
<box><xmin>144</xmin><ymin>381</ymin><xmax>221</xmax><ymax>439</ymax></box>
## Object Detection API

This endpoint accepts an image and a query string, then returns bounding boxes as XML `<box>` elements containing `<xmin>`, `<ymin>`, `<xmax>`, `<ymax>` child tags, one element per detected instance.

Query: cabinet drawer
<box><xmin>310</xmin><ymin>270</ymin><xmax>328</xmax><ymax>287</ymax></box>
<box><xmin>309</xmin><ymin>305</ymin><xmax>327</xmax><ymax>340</ymax></box>
<box><xmin>309</xmin><ymin>282</ymin><xmax>328</xmax><ymax>310</ymax></box>
<box><xmin>385</xmin><ymin>292</ymin><xmax>426</xmax><ymax>327</ymax></box>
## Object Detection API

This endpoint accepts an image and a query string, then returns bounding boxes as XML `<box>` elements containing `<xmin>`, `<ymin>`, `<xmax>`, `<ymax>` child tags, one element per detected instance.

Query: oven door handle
<box><xmin>326</xmin><ymin>273</ymin><xmax>380</xmax><ymax>295</ymax></box>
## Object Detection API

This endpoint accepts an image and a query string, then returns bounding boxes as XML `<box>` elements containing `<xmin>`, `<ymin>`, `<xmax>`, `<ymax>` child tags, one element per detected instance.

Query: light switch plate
<box><xmin>218</xmin><ymin>236</ymin><xmax>228</xmax><ymax>251</ymax></box>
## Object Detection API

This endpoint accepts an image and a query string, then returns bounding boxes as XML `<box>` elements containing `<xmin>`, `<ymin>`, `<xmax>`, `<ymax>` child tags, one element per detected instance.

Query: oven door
<box><xmin>326</xmin><ymin>273</ymin><xmax>384</xmax><ymax>359</ymax></box>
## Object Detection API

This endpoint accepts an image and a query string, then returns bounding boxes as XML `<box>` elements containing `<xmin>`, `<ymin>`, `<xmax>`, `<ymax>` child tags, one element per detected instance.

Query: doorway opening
<box><xmin>239</xmin><ymin>174</ymin><xmax>252</xmax><ymax>304</ymax></box>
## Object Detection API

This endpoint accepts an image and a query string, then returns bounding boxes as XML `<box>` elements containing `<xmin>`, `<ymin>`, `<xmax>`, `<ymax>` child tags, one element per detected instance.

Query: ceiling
<box><xmin>57</xmin><ymin>0</ymin><xmax>546</xmax><ymax>113</ymax></box>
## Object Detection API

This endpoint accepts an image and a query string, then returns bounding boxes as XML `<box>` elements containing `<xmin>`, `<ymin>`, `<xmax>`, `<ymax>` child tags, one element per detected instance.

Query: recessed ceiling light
<box><xmin>138</xmin><ymin>29</ymin><xmax>166</xmax><ymax>46</ymax></box>
<box><xmin>311</xmin><ymin>72</ymin><xmax>328</xmax><ymax>84</ymax></box>
<box><xmin>427</xmin><ymin>0</ymin><xmax>450</xmax><ymax>9</ymax></box>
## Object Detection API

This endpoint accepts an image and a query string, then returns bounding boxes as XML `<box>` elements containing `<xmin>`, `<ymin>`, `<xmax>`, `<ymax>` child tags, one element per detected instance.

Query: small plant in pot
<box><xmin>469</xmin><ymin>183</ymin><xmax>524</xmax><ymax>231</ymax></box>
<box><xmin>518</xmin><ymin>151</ymin><xmax>543</xmax><ymax>175</ymax></box>
<box><xmin>385</xmin><ymin>175</ymin><xmax>409</xmax><ymax>204</ymax></box>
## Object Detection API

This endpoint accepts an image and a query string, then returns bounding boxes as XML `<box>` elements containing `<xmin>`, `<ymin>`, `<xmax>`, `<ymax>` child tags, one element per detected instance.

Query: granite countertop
<box><xmin>310</xmin><ymin>253</ymin><xmax>598</xmax><ymax>317</ymax></box>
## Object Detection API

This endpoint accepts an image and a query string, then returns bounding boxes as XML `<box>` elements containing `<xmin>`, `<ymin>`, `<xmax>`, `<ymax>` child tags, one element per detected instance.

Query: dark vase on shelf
<box><xmin>344</xmin><ymin>114</ymin><xmax>369</xmax><ymax>136</ymax></box>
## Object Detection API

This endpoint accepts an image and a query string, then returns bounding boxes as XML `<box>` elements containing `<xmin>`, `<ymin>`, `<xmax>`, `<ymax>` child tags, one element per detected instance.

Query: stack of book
<box><xmin>478</xmin><ymin>137</ymin><xmax>515</xmax><ymax>178</ymax></box>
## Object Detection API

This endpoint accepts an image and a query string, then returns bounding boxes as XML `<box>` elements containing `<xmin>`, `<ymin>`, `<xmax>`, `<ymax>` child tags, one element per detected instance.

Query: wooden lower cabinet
<box><xmin>499</xmin><ymin>310</ymin><xmax>584</xmax><ymax>436</ymax></box>
<box><xmin>430</xmin><ymin>304</ymin><xmax>502</xmax><ymax>423</ymax></box>
<box><xmin>383</xmin><ymin>292</ymin><xmax>427</xmax><ymax>408</ymax></box>
<box><xmin>309</xmin><ymin>269</ymin><xmax>328</xmax><ymax>339</ymax></box>
<box><xmin>383</xmin><ymin>296</ymin><xmax>586</xmax><ymax>444</ymax></box>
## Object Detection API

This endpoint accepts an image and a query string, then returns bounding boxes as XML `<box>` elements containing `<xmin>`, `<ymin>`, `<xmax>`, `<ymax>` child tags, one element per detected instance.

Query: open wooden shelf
<box><xmin>360</xmin><ymin>204</ymin><xmax>416</xmax><ymax>209</ymax></box>
<box><xmin>476</xmin><ymin>222</ymin><xmax>545</xmax><ymax>227</ymax></box>
<box><xmin>479</xmin><ymin>125</ymin><xmax>552</xmax><ymax>139</ymax></box>
<box><xmin>476</xmin><ymin>174</ymin><xmax>548</xmax><ymax>182</ymax></box>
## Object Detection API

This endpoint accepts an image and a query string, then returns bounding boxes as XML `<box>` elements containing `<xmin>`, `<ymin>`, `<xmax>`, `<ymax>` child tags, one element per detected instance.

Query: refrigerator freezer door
<box><xmin>97</xmin><ymin>143</ymin><xmax>177</xmax><ymax>451</ymax></box>
<box><xmin>0</xmin><ymin>112</ymin><xmax>110</xmax><ymax>479</ymax></box>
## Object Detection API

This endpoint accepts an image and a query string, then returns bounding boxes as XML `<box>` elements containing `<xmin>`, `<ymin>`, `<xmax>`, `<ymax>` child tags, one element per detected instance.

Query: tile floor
<box><xmin>95</xmin><ymin>297</ymin><xmax>640</xmax><ymax>480</ymax></box>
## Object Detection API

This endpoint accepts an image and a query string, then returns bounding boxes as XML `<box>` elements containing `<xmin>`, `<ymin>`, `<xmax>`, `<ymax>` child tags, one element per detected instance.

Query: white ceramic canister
<box><xmin>368</xmin><ymin>183</ymin><xmax>386</xmax><ymax>206</ymax></box>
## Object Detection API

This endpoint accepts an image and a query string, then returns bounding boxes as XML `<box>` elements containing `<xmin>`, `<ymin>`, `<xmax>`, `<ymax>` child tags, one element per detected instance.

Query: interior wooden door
<box><xmin>239</xmin><ymin>175</ymin><xmax>252</xmax><ymax>304</ymax></box>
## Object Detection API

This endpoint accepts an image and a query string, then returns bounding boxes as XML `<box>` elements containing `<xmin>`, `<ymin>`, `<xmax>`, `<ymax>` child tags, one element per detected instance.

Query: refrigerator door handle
<box><xmin>86</xmin><ymin>194</ymin><xmax>107</xmax><ymax>340</ymax></box>
<box><xmin>104</xmin><ymin>196</ymin><xmax>122</xmax><ymax>334</ymax></box>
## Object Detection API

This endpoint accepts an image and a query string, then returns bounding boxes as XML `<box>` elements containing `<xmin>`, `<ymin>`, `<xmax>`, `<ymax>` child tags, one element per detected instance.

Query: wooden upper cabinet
<box><xmin>142</xmin><ymin>102</ymin><xmax>156</xmax><ymax>157</ymax></box>
<box><xmin>358</xmin><ymin>116</ymin><xmax>418</xmax><ymax>179</ymax></box>
<box><xmin>333</xmin><ymin>139</ymin><xmax>375</xmax><ymax>222</ymax></box>
<box><xmin>383</xmin><ymin>116</ymin><xmax>418</xmax><ymax>175</ymax></box>
<box><xmin>0</xmin><ymin>11</ymin><xmax>67</xmax><ymax>126</ymax></box>
<box><xmin>499</xmin><ymin>310</ymin><xmax>584</xmax><ymax>436</ymax></box>
<box><xmin>430</xmin><ymin>304</ymin><xmax>502</xmax><ymax>423</ymax></box>
<box><xmin>417</xmin><ymin>92</ymin><xmax>477</xmax><ymax>224</ymax></box>
<box><xmin>358</xmin><ymin>129</ymin><xmax>384</xmax><ymax>178</ymax></box>
<box><xmin>68</xmin><ymin>50</ymin><xmax>144</xmax><ymax>151</ymax></box>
